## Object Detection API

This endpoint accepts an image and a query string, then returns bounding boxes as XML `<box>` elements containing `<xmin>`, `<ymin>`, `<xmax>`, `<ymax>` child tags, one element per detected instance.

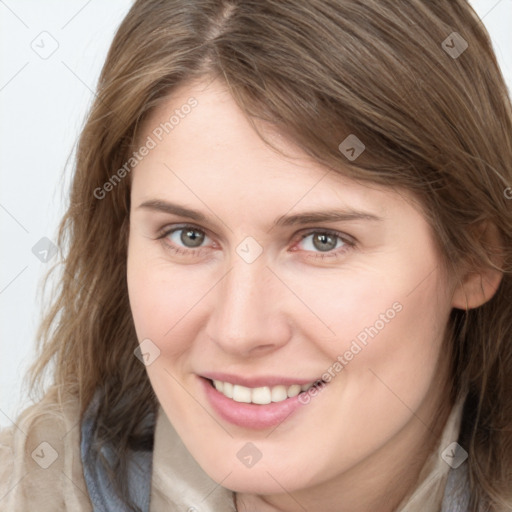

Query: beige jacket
<box><xmin>0</xmin><ymin>387</ymin><xmax>464</xmax><ymax>511</ymax></box>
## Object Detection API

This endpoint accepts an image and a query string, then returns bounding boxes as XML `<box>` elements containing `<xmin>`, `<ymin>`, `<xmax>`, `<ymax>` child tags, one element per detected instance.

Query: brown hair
<box><xmin>28</xmin><ymin>0</ymin><xmax>512</xmax><ymax>510</ymax></box>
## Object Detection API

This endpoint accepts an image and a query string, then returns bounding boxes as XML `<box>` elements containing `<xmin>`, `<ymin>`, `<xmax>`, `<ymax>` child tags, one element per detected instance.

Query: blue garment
<box><xmin>81</xmin><ymin>393</ymin><xmax>153</xmax><ymax>512</ymax></box>
<box><xmin>441</xmin><ymin>463</ymin><xmax>471</xmax><ymax>512</ymax></box>
<box><xmin>81</xmin><ymin>393</ymin><xmax>471</xmax><ymax>512</ymax></box>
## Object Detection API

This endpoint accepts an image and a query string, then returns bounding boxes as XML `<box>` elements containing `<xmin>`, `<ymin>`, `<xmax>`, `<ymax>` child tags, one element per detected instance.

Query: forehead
<box><xmin>132</xmin><ymin>78</ymin><xmax>415</xmax><ymax>220</ymax></box>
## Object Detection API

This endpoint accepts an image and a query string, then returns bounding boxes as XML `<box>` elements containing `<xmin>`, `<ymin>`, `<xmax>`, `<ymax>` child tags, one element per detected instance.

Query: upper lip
<box><xmin>200</xmin><ymin>372</ymin><xmax>323</xmax><ymax>388</ymax></box>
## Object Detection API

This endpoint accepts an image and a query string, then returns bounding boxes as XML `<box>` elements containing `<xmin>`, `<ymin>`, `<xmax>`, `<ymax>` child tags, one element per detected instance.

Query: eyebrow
<box><xmin>136</xmin><ymin>199</ymin><xmax>383</xmax><ymax>227</ymax></box>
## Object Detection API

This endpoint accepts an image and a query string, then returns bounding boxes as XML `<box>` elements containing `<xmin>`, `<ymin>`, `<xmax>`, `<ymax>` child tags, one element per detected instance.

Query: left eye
<box><xmin>167</xmin><ymin>227</ymin><xmax>210</xmax><ymax>248</ymax></box>
<box><xmin>297</xmin><ymin>232</ymin><xmax>347</xmax><ymax>252</ymax></box>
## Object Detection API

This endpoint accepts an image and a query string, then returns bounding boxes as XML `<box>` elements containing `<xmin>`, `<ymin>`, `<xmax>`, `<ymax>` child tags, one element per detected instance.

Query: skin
<box><xmin>126</xmin><ymin>77</ymin><xmax>488</xmax><ymax>512</ymax></box>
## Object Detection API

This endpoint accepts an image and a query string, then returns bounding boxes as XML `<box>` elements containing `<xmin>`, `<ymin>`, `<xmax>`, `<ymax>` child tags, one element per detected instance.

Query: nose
<box><xmin>205</xmin><ymin>255</ymin><xmax>292</xmax><ymax>357</ymax></box>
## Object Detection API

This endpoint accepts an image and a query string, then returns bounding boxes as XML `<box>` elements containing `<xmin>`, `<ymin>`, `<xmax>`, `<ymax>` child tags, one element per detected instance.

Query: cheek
<box><xmin>301</xmin><ymin>274</ymin><xmax>451</xmax><ymax>469</ymax></box>
<box><xmin>279</xmin><ymin>264</ymin><xmax>412</xmax><ymax>359</ymax></box>
<box><xmin>287</xmin><ymin>255</ymin><xmax>451</xmax><ymax>409</ymax></box>
<box><xmin>127</xmin><ymin>238</ymin><xmax>209</xmax><ymax>356</ymax></box>
<box><xmin>335</xmin><ymin>276</ymin><xmax>450</xmax><ymax>433</ymax></box>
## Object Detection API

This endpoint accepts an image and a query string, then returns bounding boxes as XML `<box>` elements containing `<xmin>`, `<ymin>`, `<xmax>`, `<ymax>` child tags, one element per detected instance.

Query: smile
<box><xmin>211</xmin><ymin>379</ymin><xmax>317</xmax><ymax>404</ymax></box>
<box><xmin>200</xmin><ymin>373</ymin><xmax>327</xmax><ymax>428</ymax></box>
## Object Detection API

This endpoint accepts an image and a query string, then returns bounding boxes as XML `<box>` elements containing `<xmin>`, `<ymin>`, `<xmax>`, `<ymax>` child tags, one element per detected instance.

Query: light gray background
<box><xmin>1</xmin><ymin>0</ymin><xmax>511</xmax><ymax>427</ymax></box>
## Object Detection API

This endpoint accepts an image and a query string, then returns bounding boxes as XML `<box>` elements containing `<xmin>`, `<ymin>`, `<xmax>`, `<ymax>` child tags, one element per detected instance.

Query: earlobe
<box><xmin>451</xmin><ymin>222</ymin><xmax>504</xmax><ymax>310</ymax></box>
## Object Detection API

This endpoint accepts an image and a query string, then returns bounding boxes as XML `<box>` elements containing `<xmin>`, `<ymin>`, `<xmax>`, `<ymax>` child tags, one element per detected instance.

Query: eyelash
<box><xmin>156</xmin><ymin>224</ymin><xmax>356</xmax><ymax>261</ymax></box>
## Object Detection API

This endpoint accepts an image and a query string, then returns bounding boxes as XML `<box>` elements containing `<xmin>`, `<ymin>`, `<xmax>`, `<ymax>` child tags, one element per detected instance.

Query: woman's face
<box><xmin>127</xmin><ymin>78</ymin><xmax>456</xmax><ymax>499</ymax></box>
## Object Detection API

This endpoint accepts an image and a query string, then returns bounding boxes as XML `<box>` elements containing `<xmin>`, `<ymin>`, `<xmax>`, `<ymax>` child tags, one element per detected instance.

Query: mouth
<box><xmin>199</xmin><ymin>375</ymin><xmax>327</xmax><ymax>429</ymax></box>
<box><xmin>208</xmin><ymin>378</ymin><xmax>320</xmax><ymax>405</ymax></box>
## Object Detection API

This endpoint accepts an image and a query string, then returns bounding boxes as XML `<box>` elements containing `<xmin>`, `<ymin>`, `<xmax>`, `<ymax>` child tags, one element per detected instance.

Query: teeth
<box><xmin>271</xmin><ymin>385</ymin><xmax>287</xmax><ymax>402</ymax></box>
<box><xmin>252</xmin><ymin>387</ymin><xmax>272</xmax><ymax>405</ymax></box>
<box><xmin>232</xmin><ymin>384</ymin><xmax>252</xmax><ymax>403</ymax></box>
<box><xmin>287</xmin><ymin>384</ymin><xmax>301</xmax><ymax>397</ymax></box>
<box><xmin>212</xmin><ymin>379</ymin><xmax>319</xmax><ymax>404</ymax></box>
<box><xmin>223</xmin><ymin>381</ymin><xmax>233</xmax><ymax>398</ymax></box>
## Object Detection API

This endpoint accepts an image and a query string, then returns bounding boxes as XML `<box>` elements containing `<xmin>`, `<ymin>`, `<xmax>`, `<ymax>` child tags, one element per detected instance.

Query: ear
<box><xmin>451</xmin><ymin>221</ymin><xmax>504</xmax><ymax>310</ymax></box>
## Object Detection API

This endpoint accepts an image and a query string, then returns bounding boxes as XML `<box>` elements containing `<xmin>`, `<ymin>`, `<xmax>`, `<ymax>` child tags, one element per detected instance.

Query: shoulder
<box><xmin>0</xmin><ymin>387</ymin><xmax>92</xmax><ymax>512</ymax></box>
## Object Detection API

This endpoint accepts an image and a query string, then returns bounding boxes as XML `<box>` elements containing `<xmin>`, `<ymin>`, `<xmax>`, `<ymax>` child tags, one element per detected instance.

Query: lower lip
<box><xmin>200</xmin><ymin>377</ymin><xmax>314</xmax><ymax>429</ymax></box>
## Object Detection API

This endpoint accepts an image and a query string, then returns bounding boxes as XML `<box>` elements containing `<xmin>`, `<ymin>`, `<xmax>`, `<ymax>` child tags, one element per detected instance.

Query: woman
<box><xmin>1</xmin><ymin>0</ymin><xmax>511</xmax><ymax>511</ymax></box>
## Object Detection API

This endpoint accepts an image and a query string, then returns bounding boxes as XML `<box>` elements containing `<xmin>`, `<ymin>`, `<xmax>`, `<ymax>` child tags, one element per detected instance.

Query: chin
<box><xmin>197</xmin><ymin>454</ymin><xmax>313</xmax><ymax>494</ymax></box>
<box><xmin>221</xmin><ymin>469</ymin><xmax>303</xmax><ymax>495</ymax></box>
